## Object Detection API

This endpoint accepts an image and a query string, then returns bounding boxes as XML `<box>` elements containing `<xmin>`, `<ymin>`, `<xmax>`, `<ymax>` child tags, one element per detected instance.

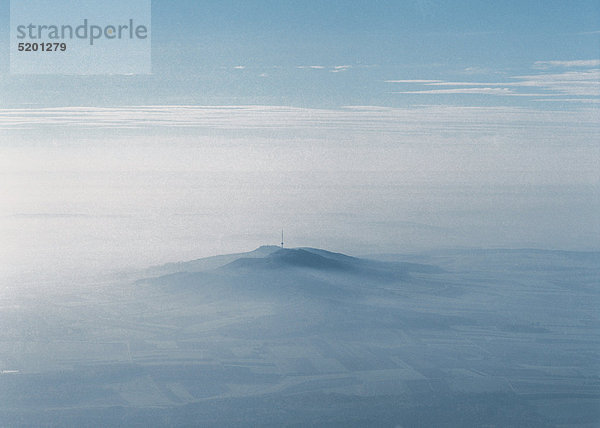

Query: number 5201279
<box><xmin>18</xmin><ymin>42</ymin><xmax>67</xmax><ymax>52</ymax></box>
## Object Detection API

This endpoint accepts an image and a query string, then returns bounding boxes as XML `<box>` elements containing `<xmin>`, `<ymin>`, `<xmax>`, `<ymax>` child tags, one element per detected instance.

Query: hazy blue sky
<box><xmin>0</xmin><ymin>0</ymin><xmax>599</xmax><ymax>107</ymax></box>
<box><xmin>0</xmin><ymin>1</ymin><xmax>599</xmax><ymax>281</ymax></box>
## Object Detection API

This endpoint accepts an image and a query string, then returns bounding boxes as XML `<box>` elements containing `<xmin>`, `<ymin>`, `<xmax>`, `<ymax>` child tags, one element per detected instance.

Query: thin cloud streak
<box><xmin>388</xmin><ymin>60</ymin><xmax>600</xmax><ymax>100</ymax></box>
<box><xmin>395</xmin><ymin>88</ymin><xmax>514</xmax><ymax>95</ymax></box>
<box><xmin>386</xmin><ymin>79</ymin><xmax>443</xmax><ymax>83</ymax></box>
<box><xmin>1</xmin><ymin>106</ymin><xmax>598</xmax><ymax>148</ymax></box>
<box><xmin>534</xmin><ymin>98</ymin><xmax>600</xmax><ymax>104</ymax></box>
<box><xmin>534</xmin><ymin>59</ymin><xmax>600</xmax><ymax>69</ymax></box>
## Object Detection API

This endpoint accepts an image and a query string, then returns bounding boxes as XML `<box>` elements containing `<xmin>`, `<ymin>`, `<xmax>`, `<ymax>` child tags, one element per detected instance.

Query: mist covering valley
<box><xmin>1</xmin><ymin>245</ymin><xmax>598</xmax><ymax>427</ymax></box>
<box><xmin>2</xmin><ymin>0</ymin><xmax>599</xmax><ymax>426</ymax></box>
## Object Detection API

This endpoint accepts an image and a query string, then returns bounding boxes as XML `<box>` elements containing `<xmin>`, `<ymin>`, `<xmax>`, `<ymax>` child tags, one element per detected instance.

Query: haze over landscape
<box><xmin>1</xmin><ymin>104</ymin><xmax>598</xmax><ymax>283</ymax></box>
<box><xmin>0</xmin><ymin>0</ymin><xmax>599</xmax><ymax>426</ymax></box>
<box><xmin>1</xmin><ymin>246</ymin><xmax>599</xmax><ymax>426</ymax></box>
<box><xmin>1</xmin><ymin>1</ymin><xmax>599</xmax><ymax>281</ymax></box>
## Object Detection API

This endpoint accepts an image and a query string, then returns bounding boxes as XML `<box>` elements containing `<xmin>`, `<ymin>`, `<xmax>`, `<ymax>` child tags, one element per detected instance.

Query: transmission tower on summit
<box><xmin>281</xmin><ymin>230</ymin><xmax>284</xmax><ymax>248</ymax></box>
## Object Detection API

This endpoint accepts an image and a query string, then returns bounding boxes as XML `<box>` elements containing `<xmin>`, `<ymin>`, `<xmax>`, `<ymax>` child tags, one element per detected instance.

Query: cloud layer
<box><xmin>388</xmin><ymin>60</ymin><xmax>600</xmax><ymax>101</ymax></box>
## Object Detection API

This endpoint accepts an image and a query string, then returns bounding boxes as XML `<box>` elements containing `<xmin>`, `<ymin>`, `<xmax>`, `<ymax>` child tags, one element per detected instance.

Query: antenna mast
<box><xmin>281</xmin><ymin>229</ymin><xmax>284</xmax><ymax>248</ymax></box>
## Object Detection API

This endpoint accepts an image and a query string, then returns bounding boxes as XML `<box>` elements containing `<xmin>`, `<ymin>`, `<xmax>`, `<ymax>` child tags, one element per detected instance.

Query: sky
<box><xmin>0</xmin><ymin>0</ymin><xmax>599</xmax><ymax>281</ymax></box>
<box><xmin>0</xmin><ymin>0</ymin><xmax>599</xmax><ymax>107</ymax></box>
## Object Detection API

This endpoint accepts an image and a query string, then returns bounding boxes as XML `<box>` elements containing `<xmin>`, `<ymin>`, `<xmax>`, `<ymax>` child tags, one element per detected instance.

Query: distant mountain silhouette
<box><xmin>144</xmin><ymin>245</ymin><xmax>281</xmax><ymax>276</ymax></box>
<box><xmin>139</xmin><ymin>246</ymin><xmax>443</xmax><ymax>299</ymax></box>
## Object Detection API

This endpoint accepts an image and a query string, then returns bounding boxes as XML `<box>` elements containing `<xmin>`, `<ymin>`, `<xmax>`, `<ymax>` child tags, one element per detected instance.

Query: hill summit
<box><xmin>224</xmin><ymin>248</ymin><xmax>353</xmax><ymax>271</ymax></box>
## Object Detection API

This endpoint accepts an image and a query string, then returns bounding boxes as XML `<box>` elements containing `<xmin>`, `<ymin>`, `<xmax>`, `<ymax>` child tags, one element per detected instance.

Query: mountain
<box><xmin>224</xmin><ymin>248</ymin><xmax>353</xmax><ymax>271</ymax></box>
<box><xmin>138</xmin><ymin>247</ymin><xmax>443</xmax><ymax>300</ymax></box>
<box><xmin>143</xmin><ymin>245</ymin><xmax>282</xmax><ymax>276</ymax></box>
<box><xmin>2</xmin><ymin>247</ymin><xmax>598</xmax><ymax>427</ymax></box>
